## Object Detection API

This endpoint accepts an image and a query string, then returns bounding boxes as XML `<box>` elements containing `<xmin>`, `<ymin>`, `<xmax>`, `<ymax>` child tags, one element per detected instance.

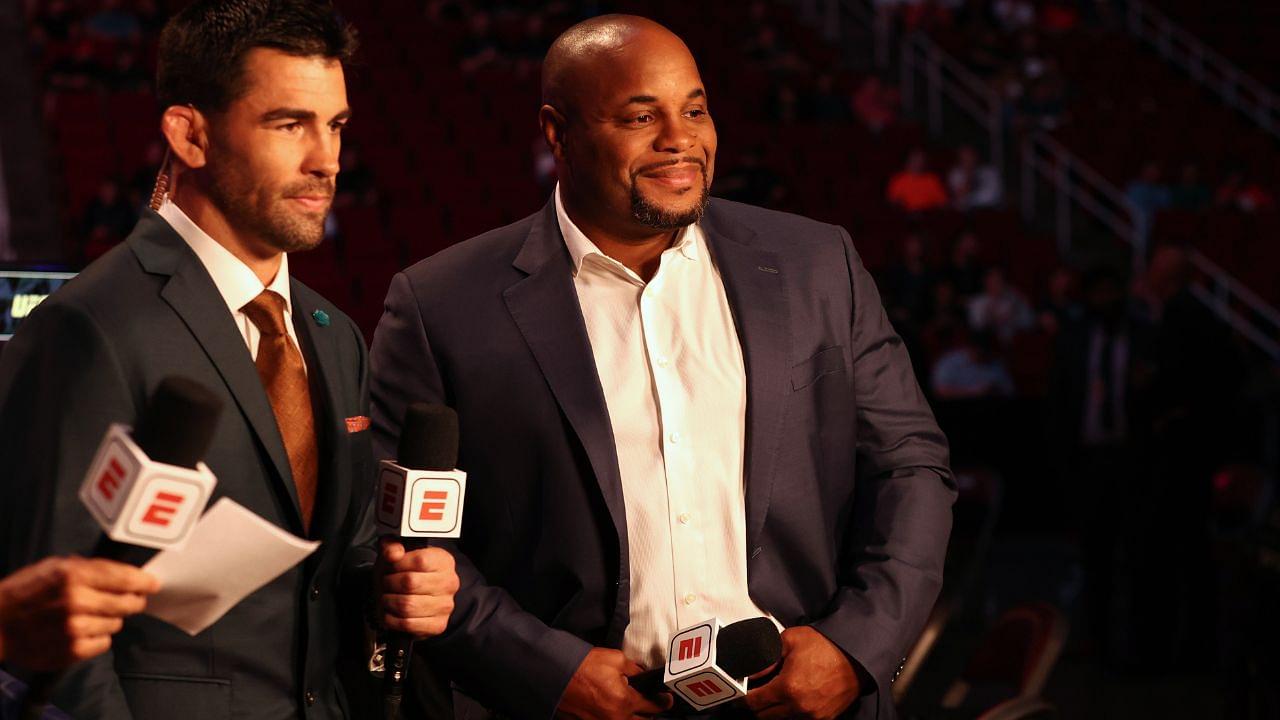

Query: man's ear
<box><xmin>160</xmin><ymin>105</ymin><xmax>210</xmax><ymax>171</ymax></box>
<box><xmin>538</xmin><ymin>104</ymin><xmax>568</xmax><ymax>162</ymax></box>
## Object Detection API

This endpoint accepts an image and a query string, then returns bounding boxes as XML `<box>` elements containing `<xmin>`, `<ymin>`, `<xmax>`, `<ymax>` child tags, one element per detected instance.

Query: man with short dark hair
<box><xmin>0</xmin><ymin>2</ymin><xmax>456</xmax><ymax>717</ymax></box>
<box><xmin>372</xmin><ymin>15</ymin><xmax>953</xmax><ymax>720</ymax></box>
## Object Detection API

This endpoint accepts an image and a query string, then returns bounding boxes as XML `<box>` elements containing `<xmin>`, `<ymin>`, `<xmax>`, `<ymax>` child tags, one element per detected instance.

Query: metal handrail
<box><xmin>1022</xmin><ymin>132</ymin><xmax>1280</xmax><ymax>361</ymax></box>
<box><xmin>1124</xmin><ymin>0</ymin><xmax>1278</xmax><ymax>139</ymax></box>
<box><xmin>803</xmin><ymin>0</ymin><xmax>1279</xmax><ymax>361</ymax></box>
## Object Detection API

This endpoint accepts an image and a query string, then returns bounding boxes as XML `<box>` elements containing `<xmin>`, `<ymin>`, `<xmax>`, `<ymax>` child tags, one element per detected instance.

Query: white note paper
<box><xmin>142</xmin><ymin>497</ymin><xmax>319</xmax><ymax>635</ymax></box>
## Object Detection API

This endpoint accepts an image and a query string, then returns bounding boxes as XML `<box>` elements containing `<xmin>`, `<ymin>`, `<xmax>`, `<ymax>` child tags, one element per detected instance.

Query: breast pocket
<box><xmin>791</xmin><ymin>346</ymin><xmax>847</xmax><ymax>391</ymax></box>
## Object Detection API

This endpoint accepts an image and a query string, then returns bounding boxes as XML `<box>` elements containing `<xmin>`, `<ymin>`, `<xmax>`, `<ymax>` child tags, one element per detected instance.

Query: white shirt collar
<box><xmin>158</xmin><ymin>200</ymin><xmax>294</xmax><ymax>317</ymax></box>
<box><xmin>553</xmin><ymin>183</ymin><xmax>699</xmax><ymax>278</ymax></box>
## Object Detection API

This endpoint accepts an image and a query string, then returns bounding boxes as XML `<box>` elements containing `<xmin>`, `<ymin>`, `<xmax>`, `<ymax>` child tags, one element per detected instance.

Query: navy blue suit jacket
<box><xmin>369</xmin><ymin>198</ymin><xmax>954</xmax><ymax>719</ymax></box>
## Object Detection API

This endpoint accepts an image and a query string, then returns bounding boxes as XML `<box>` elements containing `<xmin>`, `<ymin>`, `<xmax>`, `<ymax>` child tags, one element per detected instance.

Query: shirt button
<box><xmin>683</xmin><ymin>593</ymin><xmax>697</xmax><ymax>606</ymax></box>
<box><xmin>678</xmin><ymin>512</ymin><xmax>691</xmax><ymax>525</ymax></box>
<box><xmin>669</xmin><ymin>431</ymin><xmax>681</xmax><ymax>444</ymax></box>
<box><xmin>656</xmin><ymin>355</ymin><xmax>670</xmax><ymax>368</ymax></box>
<box><xmin>310</xmin><ymin>586</ymin><xmax>320</xmax><ymax>601</ymax></box>
<box><xmin>305</xmin><ymin>690</ymin><xmax>316</xmax><ymax>706</ymax></box>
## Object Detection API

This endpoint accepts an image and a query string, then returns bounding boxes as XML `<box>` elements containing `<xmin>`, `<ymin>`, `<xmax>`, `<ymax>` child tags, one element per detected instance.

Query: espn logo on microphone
<box><xmin>663</xmin><ymin>618</ymin><xmax>749</xmax><ymax>709</ymax></box>
<box><xmin>375</xmin><ymin>460</ymin><xmax>467</xmax><ymax>538</ymax></box>
<box><xmin>78</xmin><ymin>424</ymin><xmax>217</xmax><ymax>550</ymax></box>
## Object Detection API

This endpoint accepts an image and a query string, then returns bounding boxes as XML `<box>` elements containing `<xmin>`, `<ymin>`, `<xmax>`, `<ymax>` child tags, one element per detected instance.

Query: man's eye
<box><xmin>330</xmin><ymin>122</ymin><xmax>347</xmax><ymax>134</ymax></box>
<box><xmin>686</xmin><ymin>109</ymin><xmax>707</xmax><ymax>118</ymax></box>
<box><xmin>631</xmin><ymin>114</ymin><xmax>654</xmax><ymax>124</ymax></box>
<box><xmin>279</xmin><ymin>122</ymin><xmax>303</xmax><ymax>133</ymax></box>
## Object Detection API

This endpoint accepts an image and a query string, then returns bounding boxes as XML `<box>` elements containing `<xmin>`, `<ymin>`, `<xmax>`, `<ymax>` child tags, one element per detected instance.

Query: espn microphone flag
<box><xmin>77</xmin><ymin>377</ymin><xmax>222</xmax><ymax>551</ymax></box>
<box><xmin>375</xmin><ymin>404</ymin><xmax>466</xmax><ymax>539</ymax></box>
<box><xmin>661</xmin><ymin>617</ymin><xmax>782</xmax><ymax>710</ymax></box>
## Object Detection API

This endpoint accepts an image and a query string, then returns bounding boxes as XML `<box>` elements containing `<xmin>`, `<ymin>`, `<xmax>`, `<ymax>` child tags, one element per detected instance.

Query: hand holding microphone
<box><xmin>743</xmin><ymin>626</ymin><xmax>862</xmax><ymax>720</ymax></box>
<box><xmin>0</xmin><ymin>557</ymin><xmax>159</xmax><ymax>671</ymax></box>
<box><xmin>373</xmin><ymin>403</ymin><xmax>463</xmax><ymax>718</ymax></box>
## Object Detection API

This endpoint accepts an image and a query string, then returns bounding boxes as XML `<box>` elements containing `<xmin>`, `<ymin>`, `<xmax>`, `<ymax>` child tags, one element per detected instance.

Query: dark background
<box><xmin>2</xmin><ymin>1</ymin><xmax>1278</xmax><ymax>717</ymax></box>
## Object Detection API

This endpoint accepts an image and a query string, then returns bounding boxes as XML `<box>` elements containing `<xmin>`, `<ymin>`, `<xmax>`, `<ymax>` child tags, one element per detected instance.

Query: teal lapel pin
<box><xmin>312</xmin><ymin>309</ymin><xmax>330</xmax><ymax>327</ymax></box>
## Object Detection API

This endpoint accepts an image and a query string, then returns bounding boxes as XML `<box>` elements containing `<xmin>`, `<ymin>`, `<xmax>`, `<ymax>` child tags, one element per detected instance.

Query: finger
<box><xmin>390</xmin><ymin>546</ymin><xmax>455</xmax><ymax>574</ymax></box>
<box><xmin>381</xmin><ymin>613</ymin><xmax>450</xmax><ymax>638</ymax></box>
<box><xmin>63</xmin><ymin>585</ymin><xmax>149</xmax><ymax>618</ymax></box>
<box><xmin>379</xmin><ymin>539</ymin><xmax>406</xmax><ymax>564</ymax></box>
<box><xmin>78</xmin><ymin>560</ymin><xmax>161</xmax><ymax>595</ymax></box>
<box><xmin>619</xmin><ymin>659</ymin><xmax>647</xmax><ymax>677</ymax></box>
<box><xmin>64</xmin><ymin>614</ymin><xmax>126</xmax><ymax>638</ymax></box>
<box><xmin>628</xmin><ymin>688</ymin><xmax>669</xmax><ymax>716</ymax></box>
<box><xmin>379</xmin><ymin>569</ymin><xmax>460</xmax><ymax>596</ymax></box>
<box><xmin>67</xmin><ymin>635</ymin><xmax>112</xmax><ymax>663</ymax></box>
<box><xmin>743</xmin><ymin>675</ymin><xmax>789</xmax><ymax>713</ymax></box>
<box><xmin>381</xmin><ymin>593</ymin><xmax>454</xmax><ymax>620</ymax></box>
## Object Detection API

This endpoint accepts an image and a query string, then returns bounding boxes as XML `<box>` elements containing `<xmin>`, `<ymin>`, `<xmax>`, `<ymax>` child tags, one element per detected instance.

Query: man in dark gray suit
<box><xmin>0</xmin><ymin>2</ymin><xmax>456</xmax><ymax>717</ymax></box>
<box><xmin>371</xmin><ymin>15</ymin><xmax>953</xmax><ymax>720</ymax></box>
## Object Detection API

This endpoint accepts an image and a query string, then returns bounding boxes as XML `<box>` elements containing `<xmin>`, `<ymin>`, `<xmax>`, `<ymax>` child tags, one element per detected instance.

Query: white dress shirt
<box><xmin>158</xmin><ymin>200</ymin><xmax>305</xmax><ymax>372</ymax></box>
<box><xmin>555</xmin><ymin>186</ymin><xmax>771</xmax><ymax>668</ymax></box>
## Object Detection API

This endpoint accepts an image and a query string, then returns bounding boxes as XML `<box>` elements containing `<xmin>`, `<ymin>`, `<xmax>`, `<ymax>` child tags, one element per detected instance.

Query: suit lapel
<box><xmin>290</xmin><ymin>286</ymin><xmax>349</xmax><ymax>542</ymax></box>
<box><xmin>701</xmin><ymin>203</ymin><xmax>791</xmax><ymax>556</ymax></box>
<box><xmin>502</xmin><ymin>202</ymin><xmax>628</xmax><ymax>557</ymax></box>
<box><xmin>129</xmin><ymin>212</ymin><xmax>303</xmax><ymax>531</ymax></box>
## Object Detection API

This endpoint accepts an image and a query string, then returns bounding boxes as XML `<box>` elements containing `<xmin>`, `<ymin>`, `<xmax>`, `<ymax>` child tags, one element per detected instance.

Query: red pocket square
<box><xmin>345</xmin><ymin>416</ymin><xmax>370</xmax><ymax>433</ymax></box>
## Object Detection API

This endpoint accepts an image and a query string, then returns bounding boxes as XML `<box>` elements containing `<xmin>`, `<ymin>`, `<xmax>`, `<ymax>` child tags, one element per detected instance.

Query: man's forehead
<box><xmin>236</xmin><ymin>48</ymin><xmax>347</xmax><ymax>109</ymax></box>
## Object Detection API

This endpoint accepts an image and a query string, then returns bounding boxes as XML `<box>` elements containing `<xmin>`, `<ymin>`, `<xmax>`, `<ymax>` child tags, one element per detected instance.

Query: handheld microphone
<box><xmin>21</xmin><ymin>377</ymin><xmax>222</xmax><ymax>720</ymax></box>
<box><xmin>377</xmin><ymin>403</ymin><xmax>464</xmax><ymax>720</ymax></box>
<box><xmin>77</xmin><ymin>376</ymin><xmax>223</xmax><ymax>553</ymax></box>
<box><xmin>629</xmin><ymin>617</ymin><xmax>782</xmax><ymax>710</ymax></box>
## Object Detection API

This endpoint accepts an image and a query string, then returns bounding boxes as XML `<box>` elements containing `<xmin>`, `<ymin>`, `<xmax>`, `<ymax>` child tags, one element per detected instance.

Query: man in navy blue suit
<box><xmin>371</xmin><ymin>15</ymin><xmax>954</xmax><ymax>719</ymax></box>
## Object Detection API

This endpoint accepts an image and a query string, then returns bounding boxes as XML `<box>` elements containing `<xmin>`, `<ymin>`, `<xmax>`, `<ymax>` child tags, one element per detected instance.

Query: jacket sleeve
<box><xmin>808</xmin><ymin>227</ymin><xmax>956</xmax><ymax>697</ymax></box>
<box><xmin>0</xmin><ymin>301</ymin><xmax>140</xmax><ymax>719</ymax></box>
<box><xmin>369</xmin><ymin>272</ymin><xmax>591</xmax><ymax>719</ymax></box>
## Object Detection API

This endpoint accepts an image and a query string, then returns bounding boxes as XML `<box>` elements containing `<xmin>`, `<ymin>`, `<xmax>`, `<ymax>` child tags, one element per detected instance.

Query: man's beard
<box><xmin>630</xmin><ymin>171</ymin><xmax>711</xmax><ymax>230</ymax></box>
<box><xmin>206</xmin><ymin>166</ymin><xmax>331</xmax><ymax>254</ymax></box>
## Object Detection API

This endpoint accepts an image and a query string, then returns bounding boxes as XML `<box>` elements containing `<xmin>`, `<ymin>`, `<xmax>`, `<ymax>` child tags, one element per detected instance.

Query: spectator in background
<box><xmin>1038</xmin><ymin>265</ymin><xmax>1082</xmax><ymax>334</ymax></box>
<box><xmin>48</xmin><ymin>38</ymin><xmax>101</xmax><ymax>92</ymax></box>
<box><xmin>943</xmin><ymin>230</ymin><xmax>987</xmax><ymax>296</ymax></box>
<box><xmin>460</xmin><ymin>11</ymin><xmax>500</xmax><ymax>73</ymax></box>
<box><xmin>85</xmin><ymin>0</ymin><xmax>142</xmax><ymax>43</ymax></box>
<box><xmin>809</xmin><ymin>73</ymin><xmax>853</xmax><ymax>122</ymax></box>
<box><xmin>968</xmin><ymin>266</ymin><xmax>1035</xmax><ymax>343</ymax></box>
<box><xmin>766</xmin><ymin>83</ymin><xmax>802</xmax><ymax>124</ymax></box>
<box><xmin>1215</xmin><ymin>170</ymin><xmax>1276</xmax><ymax>212</ymax></box>
<box><xmin>887</xmin><ymin>148</ymin><xmax>950</xmax><ymax>212</ymax></box>
<box><xmin>108</xmin><ymin>50</ymin><xmax>149</xmax><ymax>92</ymax></box>
<box><xmin>714</xmin><ymin>147</ymin><xmax>785</xmax><ymax>207</ymax></box>
<box><xmin>883</xmin><ymin>232</ymin><xmax>935</xmax><ymax>330</ymax></box>
<box><xmin>1019</xmin><ymin>72</ymin><xmax>1067</xmax><ymax>129</ymax></box>
<box><xmin>931</xmin><ymin>328</ymin><xmax>1015</xmax><ymax>399</ymax></box>
<box><xmin>1126</xmin><ymin>161</ymin><xmax>1172</xmax><ymax>240</ymax></box>
<box><xmin>948</xmin><ymin>144</ymin><xmax>1003</xmax><ymax>210</ymax></box>
<box><xmin>853</xmin><ymin>75</ymin><xmax>900</xmax><ymax>134</ymax></box>
<box><xmin>1049</xmin><ymin>266</ymin><xmax>1138</xmax><ymax>665</ymax></box>
<box><xmin>335</xmin><ymin>145</ymin><xmax>378</xmax><ymax>208</ymax></box>
<box><xmin>993</xmin><ymin>0</ymin><xmax>1036</xmax><ymax>32</ymax></box>
<box><xmin>1170</xmin><ymin>162</ymin><xmax>1211</xmax><ymax>211</ymax></box>
<box><xmin>83</xmin><ymin>179</ymin><xmax>136</xmax><ymax>242</ymax></box>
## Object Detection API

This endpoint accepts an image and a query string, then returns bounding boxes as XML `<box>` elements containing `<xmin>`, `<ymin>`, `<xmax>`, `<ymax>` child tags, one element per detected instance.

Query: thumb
<box><xmin>379</xmin><ymin>538</ymin><xmax>406</xmax><ymax>563</ymax></box>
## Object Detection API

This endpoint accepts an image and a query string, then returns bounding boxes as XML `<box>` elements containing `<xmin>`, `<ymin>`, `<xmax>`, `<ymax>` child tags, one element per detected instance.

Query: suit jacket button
<box><xmin>305</xmin><ymin>690</ymin><xmax>316</xmax><ymax>706</ymax></box>
<box><xmin>310</xmin><ymin>586</ymin><xmax>320</xmax><ymax>601</ymax></box>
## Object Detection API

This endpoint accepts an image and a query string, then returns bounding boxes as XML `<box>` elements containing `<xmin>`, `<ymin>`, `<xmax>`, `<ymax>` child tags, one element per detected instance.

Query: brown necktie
<box><xmin>241</xmin><ymin>290</ymin><xmax>318</xmax><ymax>530</ymax></box>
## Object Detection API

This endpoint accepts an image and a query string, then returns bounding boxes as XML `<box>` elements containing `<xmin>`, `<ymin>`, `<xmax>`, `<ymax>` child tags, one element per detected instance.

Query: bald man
<box><xmin>371</xmin><ymin>15</ymin><xmax>954</xmax><ymax>720</ymax></box>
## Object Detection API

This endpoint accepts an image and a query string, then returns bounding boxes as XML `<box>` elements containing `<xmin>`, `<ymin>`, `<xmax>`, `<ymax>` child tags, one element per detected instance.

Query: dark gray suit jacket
<box><xmin>369</xmin><ymin>198</ymin><xmax>955</xmax><ymax>719</ymax></box>
<box><xmin>0</xmin><ymin>211</ymin><xmax>377</xmax><ymax>719</ymax></box>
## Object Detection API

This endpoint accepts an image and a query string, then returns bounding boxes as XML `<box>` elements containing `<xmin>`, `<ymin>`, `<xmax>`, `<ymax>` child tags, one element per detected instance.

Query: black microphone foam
<box><xmin>397</xmin><ymin>403</ymin><xmax>458</xmax><ymax>471</ymax></box>
<box><xmin>131</xmin><ymin>376</ymin><xmax>223</xmax><ymax>468</ymax></box>
<box><xmin>716</xmin><ymin>617</ymin><xmax>782</xmax><ymax>678</ymax></box>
